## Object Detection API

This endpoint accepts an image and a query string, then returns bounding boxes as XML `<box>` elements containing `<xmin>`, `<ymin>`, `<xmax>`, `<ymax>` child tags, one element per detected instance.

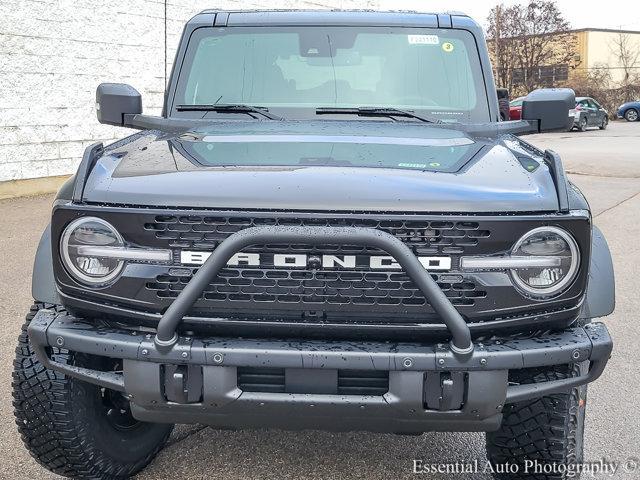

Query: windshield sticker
<box><xmin>442</xmin><ymin>42</ymin><xmax>455</xmax><ymax>53</ymax></box>
<box><xmin>408</xmin><ymin>35</ymin><xmax>440</xmax><ymax>45</ymax></box>
<box><xmin>398</xmin><ymin>163</ymin><xmax>427</xmax><ymax>169</ymax></box>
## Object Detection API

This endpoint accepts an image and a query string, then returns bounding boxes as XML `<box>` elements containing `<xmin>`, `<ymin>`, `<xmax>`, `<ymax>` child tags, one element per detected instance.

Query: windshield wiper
<box><xmin>176</xmin><ymin>104</ymin><xmax>284</xmax><ymax>120</ymax></box>
<box><xmin>316</xmin><ymin>107</ymin><xmax>441</xmax><ymax>124</ymax></box>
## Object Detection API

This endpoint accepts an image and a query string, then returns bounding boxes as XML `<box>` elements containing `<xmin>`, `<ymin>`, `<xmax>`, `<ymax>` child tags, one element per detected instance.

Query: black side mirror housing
<box><xmin>521</xmin><ymin>88</ymin><xmax>575</xmax><ymax>132</ymax></box>
<box><xmin>96</xmin><ymin>83</ymin><xmax>142</xmax><ymax>126</ymax></box>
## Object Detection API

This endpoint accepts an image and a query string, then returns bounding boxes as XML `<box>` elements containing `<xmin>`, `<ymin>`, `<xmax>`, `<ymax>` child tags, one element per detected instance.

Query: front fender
<box><xmin>579</xmin><ymin>225</ymin><xmax>615</xmax><ymax>319</ymax></box>
<box><xmin>32</xmin><ymin>224</ymin><xmax>60</xmax><ymax>305</ymax></box>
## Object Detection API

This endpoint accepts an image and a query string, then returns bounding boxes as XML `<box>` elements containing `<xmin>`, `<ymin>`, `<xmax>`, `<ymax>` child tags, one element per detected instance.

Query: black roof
<box><xmin>189</xmin><ymin>9</ymin><xmax>477</xmax><ymax>29</ymax></box>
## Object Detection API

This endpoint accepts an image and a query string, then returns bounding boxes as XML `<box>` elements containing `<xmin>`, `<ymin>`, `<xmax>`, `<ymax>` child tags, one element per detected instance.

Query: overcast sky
<box><xmin>377</xmin><ymin>0</ymin><xmax>640</xmax><ymax>31</ymax></box>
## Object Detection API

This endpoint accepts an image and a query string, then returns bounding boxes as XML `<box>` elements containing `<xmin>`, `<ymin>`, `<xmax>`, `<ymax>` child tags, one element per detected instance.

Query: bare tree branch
<box><xmin>487</xmin><ymin>0</ymin><xmax>579</xmax><ymax>95</ymax></box>
<box><xmin>609</xmin><ymin>32</ymin><xmax>640</xmax><ymax>99</ymax></box>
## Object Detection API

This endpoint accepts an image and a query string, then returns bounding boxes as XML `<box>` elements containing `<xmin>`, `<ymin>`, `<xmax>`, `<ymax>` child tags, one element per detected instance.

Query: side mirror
<box><xmin>96</xmin><ymin>83</ymin><xmax>142</xmax><ymax>126</ymax></box>
<box><xmin>522</xmin><ymin>88</ymin><xmax>575</xmax><ymax>132</ymax></box>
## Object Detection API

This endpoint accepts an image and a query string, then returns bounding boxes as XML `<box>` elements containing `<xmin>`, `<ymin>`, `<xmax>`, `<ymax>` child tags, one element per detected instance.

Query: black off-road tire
<box><xmin>486</xmin><ymin>365</ymin><xmax>587</xmax><ymax>480</ymax></box>
<box><xmin>12</xmin><ymin>303</ymin><xmax>174</xmax><ymax>479</ymax></box>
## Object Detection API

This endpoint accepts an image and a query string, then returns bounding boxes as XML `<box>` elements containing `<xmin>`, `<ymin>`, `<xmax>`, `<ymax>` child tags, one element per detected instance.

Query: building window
<box><xmin>512</xmin><ymin>64</ymin><xmax>569</xmax><ymax>86</ymax></box>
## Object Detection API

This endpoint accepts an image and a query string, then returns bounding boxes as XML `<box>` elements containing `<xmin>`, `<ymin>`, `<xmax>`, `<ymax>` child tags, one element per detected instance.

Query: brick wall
<box><xmin>0</xmin><ymin>0</ymin><xmax>380</xmax><ymax>182</ymax></box>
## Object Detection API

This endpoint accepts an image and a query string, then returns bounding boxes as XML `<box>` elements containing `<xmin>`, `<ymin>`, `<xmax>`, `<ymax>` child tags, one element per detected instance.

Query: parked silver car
<box><xmin>570</xmin><ymin>97</ymin><xmax>608</xmax><ymax>131</ymax></box>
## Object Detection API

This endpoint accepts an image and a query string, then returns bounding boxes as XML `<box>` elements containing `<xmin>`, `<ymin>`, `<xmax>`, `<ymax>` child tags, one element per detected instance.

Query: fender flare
<box><xmin>32</xmin><ymin>224</ymin><xmax>61</xmax><ymax>305</ymax></box>
<box><xmin>579</xmin><ymin>225</ymin><xmax>615</xmax><ymax>319</ymax></box>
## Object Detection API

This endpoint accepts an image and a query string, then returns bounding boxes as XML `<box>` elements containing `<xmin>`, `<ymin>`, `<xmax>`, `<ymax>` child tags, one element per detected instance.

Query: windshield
<box><xmin>173</xmin><ymin>26</ymin><xmax>490</xmax><ymax>123</ymax></box>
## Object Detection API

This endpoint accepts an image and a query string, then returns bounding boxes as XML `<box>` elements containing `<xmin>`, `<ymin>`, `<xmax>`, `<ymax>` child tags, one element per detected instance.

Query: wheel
<box><xmin>578</xmin><ymin>116</ymin><xmax>588</xmax><ymax>132</ymax></box>
<box><xmin>12</xmin><ymin>303</ymin><xmax>173</xmax><ymax>479</ymax></box>
<box><xmin>486</xmin><ymin>365</ymin><xmax>586</xmax><ymax>480</ymax></box>
<box><xmin>599</xmin><ymin>116</ymin><xmax>608</xmax><ymax>130</ymax></box>
<box><xmin>624</xmin><ymin>108</ymin><xmax>638</xmax><ymax>122</ymax></box>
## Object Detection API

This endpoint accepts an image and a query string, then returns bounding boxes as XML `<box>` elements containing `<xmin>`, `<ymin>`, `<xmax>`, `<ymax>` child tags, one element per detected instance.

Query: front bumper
<box><xmin>29</xmin><ymin>309</ymin><xmax>612</xmax><ymax>433</ymax></box>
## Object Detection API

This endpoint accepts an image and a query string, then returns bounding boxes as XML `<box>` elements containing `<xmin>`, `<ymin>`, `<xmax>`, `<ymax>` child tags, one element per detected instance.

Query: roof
<box><xmin>570</xmin><ymin>27</ymin><xmax>640</xmax><ymax>35</ymax></box>
<box><xmin>199</xmin><ymin>9</ymin><xmax>469</xmax><ymax>16</ymax></box>
<box><xmin>191</xmin><ymin>10</ymin><xmax>476</xmax><ymax>29</ymax></box>
<box><xmin>487</xmin><ymin>27</ymin><xmax>640</xmax><ymax>42</ymax></box>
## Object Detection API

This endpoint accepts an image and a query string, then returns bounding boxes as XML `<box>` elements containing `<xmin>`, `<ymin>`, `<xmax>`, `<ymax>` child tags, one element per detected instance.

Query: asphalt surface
<box><xmin>0</xmin><ymin>121</ymin><xmax>638</xmax><ymax>479</ymax></box>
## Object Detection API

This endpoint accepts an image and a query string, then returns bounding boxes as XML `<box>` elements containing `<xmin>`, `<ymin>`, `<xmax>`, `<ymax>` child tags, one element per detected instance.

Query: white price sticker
<box><xmin>408</xmin><ymin>35</ymin><xmax>440</xmax><ymax>45</ymax></box>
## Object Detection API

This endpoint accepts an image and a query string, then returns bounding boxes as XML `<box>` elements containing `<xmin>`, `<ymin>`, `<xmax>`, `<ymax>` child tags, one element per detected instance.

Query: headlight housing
<box><xmin>60</xmin><ymin>217</ymin><xmax>125</xmax><ymax>286</ymax></box>
<box><xmin>510</xmin><ymin>226</ymin><xmax>579</xmax><ymax>297</ymax></box>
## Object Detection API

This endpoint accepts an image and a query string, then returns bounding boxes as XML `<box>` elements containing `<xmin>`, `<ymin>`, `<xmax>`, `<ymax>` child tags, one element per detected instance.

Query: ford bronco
<box><xmin>13</xmin><ymin>10</ymin><xmax>614</xmax><ymax>479</ymax></box>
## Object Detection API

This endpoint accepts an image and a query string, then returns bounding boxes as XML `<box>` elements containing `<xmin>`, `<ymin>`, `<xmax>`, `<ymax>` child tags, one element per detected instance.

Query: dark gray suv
<box><xmin>13</xmin><ymin>10</ymin><xmax>614</xmax><ymax>480</ymax></box>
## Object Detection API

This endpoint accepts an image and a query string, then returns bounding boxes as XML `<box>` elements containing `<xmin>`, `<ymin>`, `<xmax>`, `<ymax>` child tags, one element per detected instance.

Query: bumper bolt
<box><xmin>55</xmin><ymin>336</ymin><xmax>64</xmax><ymax>347</ymax></box>
<box><xmin>438</xmin><ymin>358</ymin><xmax>445</xmax><ymax>366</ymax></box>
<box><xmin>212</xmin><ymin>352</ymin><xmax>224</xmax><ymax>364</ymax></box>
<box><xmin>572</xmin><ymin>350</ymin><xmax>581</xmax><ymax>360</ymax></box>
<box><xmin>141</xmin><ymin>349</ymin><xmax>149</xmax><ymax>356</ymax></box>
<box><xmin>181</xmin><ymin>352</ymin><xmax>189</xmax><ymax>359</ymax></box>
<box><xmin>402</xmin><ymin>357</ymin><xmax>413</xmax><ymax>368</ymax></box>
<box><xmin>480</xmin><ymin>358</ymin><xmax>487</xmax><ymax>367</ymax></box>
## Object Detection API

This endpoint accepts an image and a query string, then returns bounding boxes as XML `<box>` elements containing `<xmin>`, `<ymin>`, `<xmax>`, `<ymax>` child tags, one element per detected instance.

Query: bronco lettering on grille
<box><xmin>180</xmin><ymin>251</ymin><xmax>452</xmax><ymax>271</ymax></box>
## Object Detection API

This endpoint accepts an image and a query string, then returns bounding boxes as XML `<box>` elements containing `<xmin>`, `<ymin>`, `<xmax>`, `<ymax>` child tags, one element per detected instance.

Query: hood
<box><xmin>83</xmin><ymin>120</ymin><xmax>559</xmax><ymax>213</ymax></box>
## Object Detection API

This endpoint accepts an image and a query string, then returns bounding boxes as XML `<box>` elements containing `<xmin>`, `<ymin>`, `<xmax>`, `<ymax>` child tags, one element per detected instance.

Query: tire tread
<box><xmin>12</xmin><ymin>302</ymin><xmax>171</xmax><ymax>479</ymax></box>
<box><xmin>486</xmin><ymin>365</ymin><xmax>584</xmax><ymax>480</ymax></box>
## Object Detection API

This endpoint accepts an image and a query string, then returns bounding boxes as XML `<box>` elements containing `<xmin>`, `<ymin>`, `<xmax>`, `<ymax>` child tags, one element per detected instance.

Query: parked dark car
<box><xmin>570</xmin><ymin>97</ymin><xmax>608</xmax><ymax>131</ymax></box>
<box><xmin>509</xmin><ymin>96</ymin><xmax>524</xmax><ymax>120</ymax></box>
<box><xmin>13</xmin><ymin>9</ymin><xmax>613</xmax><ymax>480</ymax></box>
<box><xmin>617</xmin><ymin>100</ymin><xmax>640</xmax><ymax>122</ymax></box>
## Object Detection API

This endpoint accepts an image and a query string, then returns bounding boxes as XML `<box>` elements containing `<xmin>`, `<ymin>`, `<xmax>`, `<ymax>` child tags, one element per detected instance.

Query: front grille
<box><xmin>145</xmin><ymin>215</ymin><xmax>490</xmax><ymax>255</ymax></box>
<box><xmin>143</xmin><ymin>214</ymin><xmax>491</xmax><ymax>319</ymax></box>
<box><xmin>52</xmin><ymin>206</ymin><xmax>591</xmax><ymax>335</ymax></box>
<box><xmin>236</xmin><ymin>367</ymin><xmax>389</xmax><ymax>395</ymax></box>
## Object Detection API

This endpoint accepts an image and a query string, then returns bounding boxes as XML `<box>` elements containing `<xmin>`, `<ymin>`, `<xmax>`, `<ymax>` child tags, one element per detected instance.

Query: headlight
<box><xmin>510</xmin><ymin>226</ymin><xmax>579</xmax><ymax>297</ymax></box>
<box><xmin>60</xmin><ymin>217</ymin><xmax>125</xmax><ymax>285</ymax></box>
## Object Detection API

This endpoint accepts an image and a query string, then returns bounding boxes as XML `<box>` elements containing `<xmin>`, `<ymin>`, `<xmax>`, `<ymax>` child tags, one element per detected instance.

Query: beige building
<box><xmin>488</xmin><ymin>27</ymin><xmax>640</xmax><ymax>95</ymax></box>
<box><xmin>573</xmin><ymin>28</ymin><xmax>640</xmax><ymax>84</ymax></box>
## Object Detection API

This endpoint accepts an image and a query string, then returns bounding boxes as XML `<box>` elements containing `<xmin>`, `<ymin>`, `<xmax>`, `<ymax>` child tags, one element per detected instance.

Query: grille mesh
<box><xmin>145</xmin><ymin>215</ymin><xmax>490</xmax><ymax>255</ymax></box>
<box><xmin>143</xmin><ymin>214</ymin><xmax>490</xmax><ymax>315</ymax></box>
<box><xmin>146</xmin><ymin>269</ymin><xmax>486</xmax><ymax>308</ymax></box>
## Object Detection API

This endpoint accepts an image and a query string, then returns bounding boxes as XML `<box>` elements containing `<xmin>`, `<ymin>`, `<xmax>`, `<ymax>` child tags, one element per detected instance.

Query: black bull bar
<box><xmin>154</xmin><ymin>226</ymin><xmax>475</xmax><ymax>357</ymax></box>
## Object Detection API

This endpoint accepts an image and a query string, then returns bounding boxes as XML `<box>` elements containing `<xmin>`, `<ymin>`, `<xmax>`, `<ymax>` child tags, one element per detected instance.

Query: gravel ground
<box><xmin>0</xmin><ymin>121</ymin><xmax>638</xmax><ymax>479</ymax></box>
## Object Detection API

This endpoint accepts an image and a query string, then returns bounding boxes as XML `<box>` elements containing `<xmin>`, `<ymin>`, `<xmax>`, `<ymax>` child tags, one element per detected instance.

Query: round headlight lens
<box><xmin>60</xmin><ymin>217</ymin><xmax>124</xmax><ymax>285</ymax></box>
<box><xmin>510</xmin><ymin>227</ymin><xmax>579</xmax><ymax>297</ymax></box>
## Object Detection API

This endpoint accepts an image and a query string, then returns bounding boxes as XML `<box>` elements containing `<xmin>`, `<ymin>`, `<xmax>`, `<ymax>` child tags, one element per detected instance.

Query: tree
<box><xmin>487</xmin><ymin>1</ymin><xmax>580</xmax><ymax>95</ymax></box>
<box><xmin>609</xmin><ymin>32</ymin><xmax>640</xmax><ymax>101</ymax></box>
<box><xmin>489</xmin><ymin>4</ymin><xmax>509</xmax><ymax>88</ymax></box>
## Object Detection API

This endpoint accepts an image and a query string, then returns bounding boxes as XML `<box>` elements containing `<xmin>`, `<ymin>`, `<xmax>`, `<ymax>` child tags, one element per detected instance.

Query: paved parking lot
<box><xmin>0</xmin><ymin>121</ymin><xmax>638</xmax><ymax>479</ymax></box>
